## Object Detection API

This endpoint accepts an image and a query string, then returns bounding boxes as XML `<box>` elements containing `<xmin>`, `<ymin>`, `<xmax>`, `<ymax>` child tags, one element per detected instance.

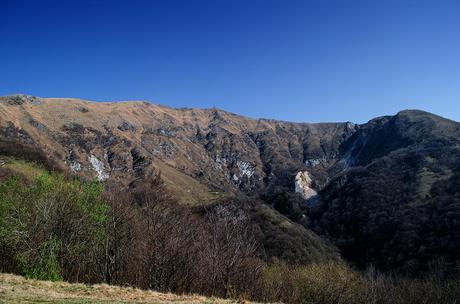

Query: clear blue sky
<box><xmin>1</xmin><ymin>0</ymin><xmax>459</xmax><ymax>123</ymax></box>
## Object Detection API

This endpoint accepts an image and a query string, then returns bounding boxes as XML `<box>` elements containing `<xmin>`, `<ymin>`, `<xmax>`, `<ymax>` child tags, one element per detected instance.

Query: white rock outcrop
<box><xmin>69</xmin><ymin>161</ymin><xmax>81</xmax><ymax>173</ymax></box>
<box><xmin>295</xmin><ymin>171</ymin><xmax>317</xmax><ymax>200</ymax></box>
<box><xmin>89</xmin><ymin>154</ymin><xmax>109</xmax><ymax>181</ymax></box>
<box><xmin>237</xmin><ymin>160</ymin><xmax>255</xmax><ymax>179</ymax></box>
<box><xmin>305</xmin><ymin>157</ymin><xmax>327</xmax><ymax>167</ymax></box>
<box><xmin>214</xmin><ymin>156</ymin><xmax>228</xmax><ymax>170</ymax></box>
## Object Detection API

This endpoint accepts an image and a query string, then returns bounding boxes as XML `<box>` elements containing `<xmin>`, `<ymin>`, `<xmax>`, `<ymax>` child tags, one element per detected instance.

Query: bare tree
<box><xmin>199</xmin><ymin>202</ymin><xmax>264</xmax><ymax>298</ymax></box>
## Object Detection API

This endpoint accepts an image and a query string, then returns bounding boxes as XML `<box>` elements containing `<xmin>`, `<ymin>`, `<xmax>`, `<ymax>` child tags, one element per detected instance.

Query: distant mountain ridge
<box><xmin>1</xmin><ymin>94</ymin><xmax>459</xmax><ymax>274</ymax></box>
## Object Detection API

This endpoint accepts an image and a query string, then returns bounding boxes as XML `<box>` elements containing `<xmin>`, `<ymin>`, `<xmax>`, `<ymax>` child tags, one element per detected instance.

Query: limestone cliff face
<box><xmin>294</xmin><ymin>171</ymin><xmax>317</xmax><ymax>200</ymax></box>
<box><xmin>0</xmin><ymin>95</ymin><xmax>356</xmax><ymax>204</ymax></box>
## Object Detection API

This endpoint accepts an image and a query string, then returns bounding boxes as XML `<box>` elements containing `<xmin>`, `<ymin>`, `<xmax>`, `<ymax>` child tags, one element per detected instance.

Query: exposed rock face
<box><xmin>0</xmin><ymin>94</ymin><xmax>41</xmax><ymax>106</ymax></box>
<box><xmin>89</xmin><ymin>154</ymin><xmax>109</xmax><ymax>181</ymax></box>
<box><xmin>117</xmin><ymin>121</ymin><xmax>136</xmax><ymax>132</ymax></box>
<box><xmin>66</xmin><ymin>150</ymin><xmax>82</xmax><ymax>173</ymax></box>
<box><xmin>294</xmin><ymin>171</ymin><xmax>317</xmax><ymax>200</ymax></box>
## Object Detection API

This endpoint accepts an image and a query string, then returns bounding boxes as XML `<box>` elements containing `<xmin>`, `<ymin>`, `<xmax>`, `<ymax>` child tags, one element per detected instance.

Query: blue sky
<box><xmin>1</xmin><ymin>0</ymin><xmax>459</xmax><ymax>123</ymax></box>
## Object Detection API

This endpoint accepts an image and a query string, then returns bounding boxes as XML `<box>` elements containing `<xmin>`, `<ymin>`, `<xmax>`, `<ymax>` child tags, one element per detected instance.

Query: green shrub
<box><xmin>18</xmin><ymin>236</ymin><xmax>63</xmax><ymax>281</ymax></box>
<box><xmin>0</xmin><ymin>170</ymin><xmax>109</xmax><ymax>282</ymax></box>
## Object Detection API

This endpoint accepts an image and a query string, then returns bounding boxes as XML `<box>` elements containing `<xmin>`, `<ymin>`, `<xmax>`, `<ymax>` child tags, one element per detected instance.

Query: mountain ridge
<box><xmin>2</xmin><ymin>93</ymin><xmax>460</xmax><ymax>274</ymax></box>
<box><xmin>0</xmin><ymin>94</ymin><xmax>357</xmax><ymax>203</ymax></box>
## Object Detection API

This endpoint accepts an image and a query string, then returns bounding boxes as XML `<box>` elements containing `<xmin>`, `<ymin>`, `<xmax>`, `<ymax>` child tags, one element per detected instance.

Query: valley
<box><xmin>1</xmin><ymin>94</ymin><xmax>460</xmax><ymax>302</ymax></box>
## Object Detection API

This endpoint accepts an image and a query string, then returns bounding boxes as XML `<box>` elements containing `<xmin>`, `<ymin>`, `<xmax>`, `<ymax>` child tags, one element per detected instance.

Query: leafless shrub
<box><xmin>195</xmin><ymin>202</ymin><xmax>264</xmax><ymax>298</ymax></box>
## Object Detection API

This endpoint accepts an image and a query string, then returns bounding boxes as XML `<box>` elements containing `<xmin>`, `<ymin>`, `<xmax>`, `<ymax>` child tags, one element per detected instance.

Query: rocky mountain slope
<box><xmin>1</xmin><ymin>94</ymin><xmax>460</xmax><ymax>274</ymax></box>
<box><xmin>0</xmin><ymin>94</ymin><xmax>356</xmax><ymax>205</ymax></box>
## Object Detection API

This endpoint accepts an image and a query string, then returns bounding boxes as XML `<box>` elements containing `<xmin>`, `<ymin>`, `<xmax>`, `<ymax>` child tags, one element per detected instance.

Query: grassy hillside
<box><xmin>0</xmin><ymin>156</ymin><xmax>47</xmax><ymax>179</ymax></box>
<box><xmin>0</xmin><ymin>273</ymin><xmax>240</xmax><ymax>304</ymax></box>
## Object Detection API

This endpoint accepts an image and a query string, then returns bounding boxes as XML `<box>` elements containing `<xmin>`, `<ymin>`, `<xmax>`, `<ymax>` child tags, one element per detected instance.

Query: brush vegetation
<box><xmin>1</xmin><ymin>158</ymin><xmax>460</xmax><ymax>303</ymax></box>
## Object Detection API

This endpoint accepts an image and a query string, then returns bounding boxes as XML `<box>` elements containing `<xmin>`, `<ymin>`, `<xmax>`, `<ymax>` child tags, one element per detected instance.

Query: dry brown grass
<box><xmin>0</xmin><ymin>273</ymin><xmax>252</xmax><ymax>304</ymax></box>
<box><xmin>0</xmin><ymin>157</ymin><xmax>45</xmax><ymax>178</ymax></box>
